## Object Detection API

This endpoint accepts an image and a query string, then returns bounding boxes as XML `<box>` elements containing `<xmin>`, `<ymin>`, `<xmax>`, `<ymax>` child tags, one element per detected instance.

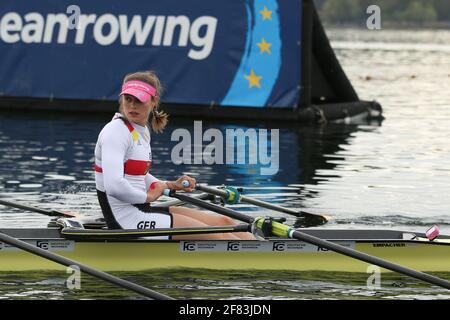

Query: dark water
<box><xmin>1</xmin><ymin>270</ymin><xmax>450</xmax><ymax>300</ymax></box>
<box><xmin>0</xmin><ymin>112</ymin><xmax>364</xmax><ymax>228</ymax></box>
<box><xmin>1</xmin><ymin>28</ymin><xmax>450</xmax><ymax>299</ymax></box>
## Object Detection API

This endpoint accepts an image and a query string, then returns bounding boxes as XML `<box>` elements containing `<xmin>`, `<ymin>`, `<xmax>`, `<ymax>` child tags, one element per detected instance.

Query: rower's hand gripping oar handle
<box><xmin>181</xmin><ymin>180</ymin><xmax>190</xmax><ymax>188</ymax></box>
<box><xmin>163</xmin><ymin>180</ymin><xmax>190</xmax><ymax>197</ymax></box>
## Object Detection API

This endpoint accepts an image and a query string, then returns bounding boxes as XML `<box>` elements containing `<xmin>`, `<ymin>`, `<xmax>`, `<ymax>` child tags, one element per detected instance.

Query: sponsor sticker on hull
<box><xmin>180</xmin><ymin>241</ymin><xmax>355</xmax><ymax>253</ymax></box>
<box><xmin>0</xmin><ymin>240</ymin><xmax>75</xmax><ymax>252</ymax></box>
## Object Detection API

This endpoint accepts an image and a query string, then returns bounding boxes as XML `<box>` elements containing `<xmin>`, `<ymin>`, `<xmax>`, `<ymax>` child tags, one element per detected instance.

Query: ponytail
<box><xmin>150</xmin><ymin>110</ymin><xmax>169</xmax><ymax>133</ymax></box>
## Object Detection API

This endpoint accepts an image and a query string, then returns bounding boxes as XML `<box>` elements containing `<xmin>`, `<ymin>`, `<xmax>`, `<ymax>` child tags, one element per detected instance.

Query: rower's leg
<box><xmin>171</xmin><ymin>214</ymin><xmax>241</xmax><ymax>240</ymax></box>
<box><xmin>170</xmin><ymin>206</ymin><xmax>236</xmax><ymax>225</ymax></box>
<box><xmin>170</xmin><ymin>206</ymin><xmax>255</xmax><ymax>240</ymax></box>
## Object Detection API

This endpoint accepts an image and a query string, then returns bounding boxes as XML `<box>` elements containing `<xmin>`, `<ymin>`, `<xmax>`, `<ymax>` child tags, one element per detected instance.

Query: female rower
<box><xmin>94</xmin><ymin>71</ymin><xmax>254</xmax><ymax>240</ymax></box>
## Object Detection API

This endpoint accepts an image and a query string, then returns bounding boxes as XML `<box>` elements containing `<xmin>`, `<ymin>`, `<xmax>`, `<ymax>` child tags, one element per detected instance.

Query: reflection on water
<box><xmin>1</xmin><ymin>28</ymin><xmax>450</xmax><ymax>299</ymax></box>
<box><xmin>1</xmin><ymin>270</ymin><xmax>450</xmax><ymax>300</ymax></box>
<box><xmin>305</xmin><ymin>28</ymin><xmax>450</xmax><ymax>233</ymax></box>
<box><xmin>0</xmin><ymin>111</ymin><xmax>367</xmax><ymax>228</ymax></box>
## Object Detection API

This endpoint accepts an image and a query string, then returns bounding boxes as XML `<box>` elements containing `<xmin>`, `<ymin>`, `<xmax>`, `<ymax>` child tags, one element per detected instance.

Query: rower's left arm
<box><xmin>145</xmin><ymin>174</ymin><xmax>179</xmax><ymax>190</ymax></box>
<box><xmin>145</xmin><ymin>174</ymin><xmax>193</xmax><ymax>192</ymax></box>
<box><xmin>145</xmin><ymin>173</ymin><xmax>160</xmax><ymax>190</ymax></box>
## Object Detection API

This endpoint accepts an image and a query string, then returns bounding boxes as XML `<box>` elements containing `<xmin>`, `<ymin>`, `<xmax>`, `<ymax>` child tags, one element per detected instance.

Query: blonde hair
<box><xmin>119</xmin><ymin>71</ymin><xmax>168</xmax><ymax>133</ymax></box>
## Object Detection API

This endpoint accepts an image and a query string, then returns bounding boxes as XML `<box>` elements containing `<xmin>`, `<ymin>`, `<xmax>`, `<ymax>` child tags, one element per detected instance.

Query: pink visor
<box><xmin>120</xmin><ymin>80</ymin><xmax>157</xmax><ymax>103</ymax></box>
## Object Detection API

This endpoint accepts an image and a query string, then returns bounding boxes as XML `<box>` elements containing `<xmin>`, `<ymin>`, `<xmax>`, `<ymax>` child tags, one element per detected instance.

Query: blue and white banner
<box><xmin>0</xmin><ymin>0</ymin><xmax>301</xmax><ymax>108</ymax></box>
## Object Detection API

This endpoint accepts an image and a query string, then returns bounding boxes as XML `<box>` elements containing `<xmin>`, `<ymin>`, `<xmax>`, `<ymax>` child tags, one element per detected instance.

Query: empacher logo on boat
<box><xmin>373</xmin><ymin>243</ymin><xmax>406</xmax><ymax>248</ymax></box>
<box><xmin>0</xmin><ymin>10</ymin><xmax>217</xmax><ymax>60</ymax></box>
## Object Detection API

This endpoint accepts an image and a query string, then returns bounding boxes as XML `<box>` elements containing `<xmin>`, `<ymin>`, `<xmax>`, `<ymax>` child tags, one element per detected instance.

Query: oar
<box><xmin>156</xmin><ymin>192</ymin><xmax>213</xmax><ymax>208</ymax></box>
<box><xmin>168</xmin><ymin>191</ymin><xmax>450</xmax><ymax>290</ymax></box>
<box><xmin>196</xmin><ymin>184</ymin><xmax>329</xmax><ymax>226</ymax></box>
<box><xmin>0</xmin><ymin>231</ymin><xmax>174</xmax><ymax>300</ymax></box>
<box><xmin>0</xmin><ymin>199</ymin><xmax>77</xmax><ymax>218</ymax></box>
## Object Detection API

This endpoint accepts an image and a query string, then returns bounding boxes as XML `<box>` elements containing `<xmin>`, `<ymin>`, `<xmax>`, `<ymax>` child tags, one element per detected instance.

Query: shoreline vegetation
<box><xmin>315</xmin><ymin>0</ymin><xmax>450</xmax><ymax>29</ymax></box>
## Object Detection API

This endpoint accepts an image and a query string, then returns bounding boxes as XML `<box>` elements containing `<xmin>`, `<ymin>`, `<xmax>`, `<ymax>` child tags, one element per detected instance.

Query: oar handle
<box><xmin>163</xmin><ymin>180</ymin><xmax>190</xmax><ymax>196</ymax></box>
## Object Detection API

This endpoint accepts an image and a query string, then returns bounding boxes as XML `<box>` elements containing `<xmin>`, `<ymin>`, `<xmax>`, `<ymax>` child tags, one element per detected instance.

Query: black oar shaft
<box><xmin>0</xmin><ymin>232</ymin><xmax>174</xmax><ymax>300</ymax></box>
<box><xmin>0</xmin><ymin>199</ymin><xmax>74</xmax><ymax>217</ymax></box>
<box><xmin>196</xmin><ymin>184</ymin><xmax>327</xmax><ymax>222</ymax></box>
<box><xmin>172</xmin><ymin>193</ymin><xmax>254</xmax><ymax>224</ymax></box>
<box><xmin>158</xmin><ymin>192</ymin><xmax>211</xmax><ymax>208</ymax></box>
<box><xmin>172</xmin><ymin>192</ymin><xmax>450</xmax><ymax>290</ymax></box>
<box><xmin>198</xmin><ymin>185</ymin><xmax>296</xmax><ymax>213</ymax></box>
<box><xmin>0</xmin><ymin>199</ymin><xmax>52</xmax><ymax>215</ymax></box>
<box><xmin>291</xmin><ymin>230</ymin><xmax>450</xmax><ymax>289</ymax></box>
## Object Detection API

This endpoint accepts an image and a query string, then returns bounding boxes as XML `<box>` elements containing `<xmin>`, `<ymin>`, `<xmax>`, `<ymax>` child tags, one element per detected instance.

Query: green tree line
<box><xmin>314</xmin><ymin>0</ymin><xmax>450</xmax><ymax>25</ymax></box>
